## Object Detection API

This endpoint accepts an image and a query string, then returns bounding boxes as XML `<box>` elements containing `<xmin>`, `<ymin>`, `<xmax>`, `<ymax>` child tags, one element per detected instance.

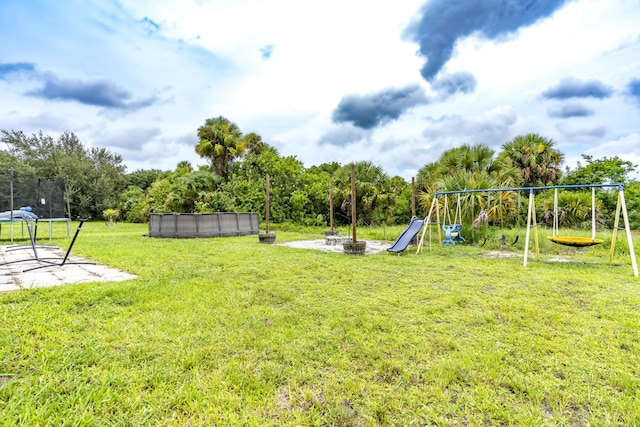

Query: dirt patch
<box><xmin>481</xmin><ymin>250</ymin><xmax>521</xmax><ymax>259</ymax></box>
<box><xmin>0</xmin><ymin>374</ymin><xmax>15</xmax><ymax>388</ymax></box>
<box><xmin>278</xmin><ymin>239</ymin><xmax>390</xmax><ymax>254</ymax></box>
<box><xmin>482</xmin><ymin>250</ymin><xmax>574</xmax><ymax>263</ymax></box>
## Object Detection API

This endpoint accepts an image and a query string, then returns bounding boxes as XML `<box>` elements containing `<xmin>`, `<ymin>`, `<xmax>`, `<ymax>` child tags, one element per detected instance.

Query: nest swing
<box><xmin>546</xmin><ymin>235</ymin><xmax>604</xmax><ymax>247</ymax></box>
<box><xmin>547</xmin><ymin>188</ymin><xmax>603</xmax><ymax>248</ymax></box>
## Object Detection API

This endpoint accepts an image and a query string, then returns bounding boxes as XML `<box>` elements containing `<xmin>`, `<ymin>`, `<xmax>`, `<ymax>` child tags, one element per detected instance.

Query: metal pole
<box><xmin>517</xmin><ymin>192</ymin><xmax>521</xmax><ymax>228</ymax></box>
<box><xmin>433</xmin><ymin>183</ymin><xmax>623</xmax><ymax>197</ymax></box>
<box><xmin>65</xmin><ymin>176</ymin><xmax>71</xmax><ymax>238</ymax></box>
<box><xmin>48</xmin><ymin>179</ymin><xmax>54</xmax><ymax>239</ymax></box>
<box><xmin>10</xmin><ymin>168</ymin><xmax>14</xmax><ymax>242</ymax></box>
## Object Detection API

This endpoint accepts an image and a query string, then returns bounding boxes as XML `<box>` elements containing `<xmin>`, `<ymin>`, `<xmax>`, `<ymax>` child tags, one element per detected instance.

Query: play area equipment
<box><xmin>547</xmin><ymin>187</ymin><xmax>603</xmax><ymax>247</ymax></box>
<box><xmin>441</xmin><ymin>194</ymin><xmax>465</xmax><ymax>246</ymax></box>
<box><xmin>23</xmin><ymin>220</ymin><xmax>94</xmax><ymax>272</ymax></box>
<box><xmin>0</xmin><ymin>169</ymin><xmax>71</xmax><ymax>241</ymax></box>
<box><xmin>387</xmin><ymin>218</ymin><xmax>424</xmax><ymax>253</ymax></box>
<box><xmin>387</xmin><ymin>176</ymin><xmax>424</xmax><ymax>254</ymax></box>
<box><xmin>0</xmin><ymin>216</ymin><xmax>94</xmax><ymax>272</ymax></box>
<box><xmin>415</xmin><ymin>184</ymin><xmax>638</xmax><ymax>277</ymax></box>
<box><xmin>0</xmin><ymin>208</ymin><xmax>40</xmax><ymax>265</ymax></box>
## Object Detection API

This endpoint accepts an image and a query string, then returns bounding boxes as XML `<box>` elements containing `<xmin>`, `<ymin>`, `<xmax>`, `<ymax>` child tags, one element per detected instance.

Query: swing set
<box><xmin>415</xmin><ymin>183</ymin><xmax>638</xmax><ymax>277</ymax></box>
<box><xmin>441</xmin><ymin>194</ymin><xmax>465</xmax><ymax>246</ymax></box>
<box><xmin>547</xmin><ymin>187</ymin><xmax>603</xmax><ymax>247</ymax></box>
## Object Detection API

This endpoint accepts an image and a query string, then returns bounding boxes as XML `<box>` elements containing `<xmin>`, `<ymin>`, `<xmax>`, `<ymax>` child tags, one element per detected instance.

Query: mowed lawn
<box><xmin>1</xmin><ymin>222</ymin><xmax>640</xmax><ymax>426</ymax></box>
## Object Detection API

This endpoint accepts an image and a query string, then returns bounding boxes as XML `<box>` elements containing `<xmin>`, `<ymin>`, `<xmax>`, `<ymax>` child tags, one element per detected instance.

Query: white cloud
<box><xmin>449</xmin><ymin>0</ymin><xmax>640</xmax><ymax>88</ymax></box>
<box><xmin>582</xmin><ymin>133</ymin><xmax>640</xmax><ymax>180</ymax></box>
<box><xmin>1</xmin><ymin>0</ymin><xmax>639</xmax><ymax>179</ymax></box>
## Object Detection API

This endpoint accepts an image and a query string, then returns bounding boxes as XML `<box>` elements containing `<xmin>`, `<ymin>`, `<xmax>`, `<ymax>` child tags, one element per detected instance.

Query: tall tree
<box><xmin>124</xmin><ymin>169</ymin><xmax>168</xmax><ymax>192</ymax></box>
<box><xmin>499</xmin><ymin>134</ymin><xmax>564</xmax><ymax>186</ymax></box>
<box><xmin>0</xmin><ymin>150</ymin><xmax>36</xmax><ymax>177</ymax></box>
<box><xmin>416</xmin><ymin>144</ymin><xmax>522</xmax><ymax>229</ymax></box>
<box><xmin>559</xmin><ymin>155</ymin><xmax>638</xmax><ymax>229</ymax></box>
<box><xmin>560</xmin><ymin>155</ymin><xmax>636</xmax><ymax>185</ymax></box>
<box><xmin>1</xmin><ymin>129</ymin><xmax>126</xmax><ymax>219</ymax></box>
<box><xmin>196</xmin><ymin>116</ymin><xmax>245</xmax><ymax>179</ymax></box>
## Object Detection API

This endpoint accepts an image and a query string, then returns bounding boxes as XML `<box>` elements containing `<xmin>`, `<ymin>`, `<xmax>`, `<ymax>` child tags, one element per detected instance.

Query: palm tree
<box><xmin>418</xmin><ymin>170</ymin><xmax>518</xmax><ymax>227</ymax></box>
<box><xmin>440</xmin><ymin>143</ymin><xmax>495</xmax><ymax>174</ymax></box>
<box><xmin>418</xmin><ymin>143</ymin><xmax>520</xmax><ymax>191</ymax></box>
<box><xmin>417</xmin><ymin>144</ymin><xmax>521</xmax><ymax>227</ymax></box>
<box><xmin>174</xmin><ymin>161</ymin><xmax>193</xmax><ymax>176</ymax></box>
<box><xmin>541</xmin><ymin>191</ymin><xmax>604</xmax><ymax>229</ymax></box>
<box><xmin>334</xmin><ymin>161</ymin><xmax>394</xmax><ymax>226</ymax></box>
<box><xmin>242</xmin><ymin>132</ymin><xmax>266</xmax><ymax>156</ymax></box>
<box><xmin>499</xmin><ymin>134</ymin><xmax>565</xmax><ymax>186</ymax></box>
<box><xmin>196</xmin><ymin>116</ymin><xmax>245</xmax><ymax>180</ymax></box>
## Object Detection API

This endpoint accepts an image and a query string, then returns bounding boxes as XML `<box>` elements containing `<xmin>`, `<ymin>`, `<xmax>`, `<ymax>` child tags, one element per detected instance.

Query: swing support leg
<box><xmin>610</xmin><ymin>191</ymin><xmax>622</xmax><ymax>262</ymax></box>
<box><xmin>610</xmin><ymin>189</ymin><xmax>638</xmax><ymax>277</ymax></box>
<box><xmin>620</xmin><ymin>190</ymin><xmax>637</xmax><ymax>277</ymax></box>
<box><xmin>417</xmin><ymin>196</ymin><xmax>439</xmax><ymax>254</ymax></box>
<box><xmin>523</xmin><ymin>189</ymin><xmax>539</xmax><ymax>267</ymax></box>
<box><xmin>436</xmin><ymin>197</ymin><xmax>442</xmax><ymax>247</ymax></box>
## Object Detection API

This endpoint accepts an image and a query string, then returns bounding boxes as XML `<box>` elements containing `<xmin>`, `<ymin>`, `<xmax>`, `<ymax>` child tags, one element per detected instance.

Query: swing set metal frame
<box><xmin>415</xmin><ymin>183</ymin><xmax>638</xmax><ymax>277</ymax></box>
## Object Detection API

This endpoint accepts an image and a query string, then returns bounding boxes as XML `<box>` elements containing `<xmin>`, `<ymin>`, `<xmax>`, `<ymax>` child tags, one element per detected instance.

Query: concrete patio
<box><xmin>0</xmin><ymin>244</ymin><xmax>136</xmax><ymax>292</ymax></box>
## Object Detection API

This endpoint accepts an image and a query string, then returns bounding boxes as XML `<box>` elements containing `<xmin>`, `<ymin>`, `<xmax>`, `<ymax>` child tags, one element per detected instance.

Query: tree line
<box><xmin>1</xmin><ymin>118</ymin><xmax>639</xmax><ymax>230</ymax></box>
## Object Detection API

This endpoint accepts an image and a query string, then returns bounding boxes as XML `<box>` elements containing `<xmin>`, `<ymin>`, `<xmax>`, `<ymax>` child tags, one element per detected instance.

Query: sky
<box><xmin>1</xmin><ymin>0</ymin><xmax>640</xmax><ymax>181</ymax></box>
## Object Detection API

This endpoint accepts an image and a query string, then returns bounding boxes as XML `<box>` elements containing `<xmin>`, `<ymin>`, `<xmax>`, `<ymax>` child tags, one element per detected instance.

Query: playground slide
<box><xmin>387</xmin><ymin>218</ymin><xmax>424</xmax><ymax>253</ymax></box>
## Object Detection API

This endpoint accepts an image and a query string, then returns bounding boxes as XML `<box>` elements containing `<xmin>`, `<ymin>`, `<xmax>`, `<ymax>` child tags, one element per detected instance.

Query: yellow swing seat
<box><xmin>546</xmin><ymin>236</ymin><xmax>604</xmax><ymax>247</ymax></box>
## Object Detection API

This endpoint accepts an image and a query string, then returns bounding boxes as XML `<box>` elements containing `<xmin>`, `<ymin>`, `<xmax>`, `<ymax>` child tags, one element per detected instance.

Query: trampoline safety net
<box><xmin>0</xmin><ymin>170</ymin><xmax>69</xmax><ymax>219</ymax></box>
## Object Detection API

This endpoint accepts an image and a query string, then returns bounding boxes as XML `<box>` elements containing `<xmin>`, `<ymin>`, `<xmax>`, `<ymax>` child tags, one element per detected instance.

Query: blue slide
<box><xmin>387</xmin><ymin>218</ymin><xmax>424</xmax><ymax>253</ymax></box>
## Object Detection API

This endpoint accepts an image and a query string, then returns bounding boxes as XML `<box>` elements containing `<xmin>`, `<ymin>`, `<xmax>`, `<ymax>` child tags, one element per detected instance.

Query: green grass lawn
<box><xmin>1</xmin><ymin>222</ymin><xmax>640</xmax><ymax>426</ymax></box>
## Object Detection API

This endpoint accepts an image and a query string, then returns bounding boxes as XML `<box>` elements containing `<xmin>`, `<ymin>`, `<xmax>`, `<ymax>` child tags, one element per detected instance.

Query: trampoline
<box><xmin>1</xmin><ymin>170</ymin><xmax>71</xmax><ymax>241</ymax></box>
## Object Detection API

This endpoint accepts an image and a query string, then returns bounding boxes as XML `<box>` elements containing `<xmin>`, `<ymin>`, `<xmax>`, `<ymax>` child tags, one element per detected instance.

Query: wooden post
<box><xmin>411</xmin><ymin>177</ymin><xmax>416</xmax><ymax>218</ymax></box>
<box><xmin>265</xmin><ymin>174</ymin><xmax>270</xmax><ymax>234</ymax></box>
<box><xmin>351</xmin><ymin>164</ymin><xmax>357</xmax><ymax>243</ymax></box>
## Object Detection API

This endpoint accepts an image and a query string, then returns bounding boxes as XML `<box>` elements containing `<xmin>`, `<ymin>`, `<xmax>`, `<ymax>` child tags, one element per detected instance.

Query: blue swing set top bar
<box><xmin>433</xmin><ymin>183</ymin><xmax>624</xmax><ymax>197</ymax></box>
